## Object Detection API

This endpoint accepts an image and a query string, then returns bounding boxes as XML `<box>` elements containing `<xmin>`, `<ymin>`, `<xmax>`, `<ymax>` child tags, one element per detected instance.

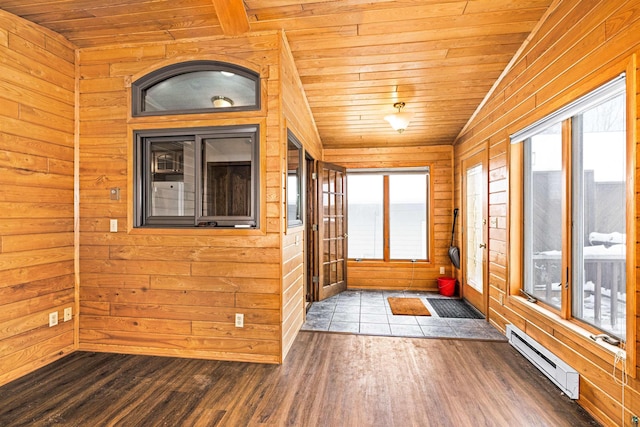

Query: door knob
<box><xmin>479</xmin><ymin>243</ymin><xmax>487</xmax><ymax>249</ymax></box>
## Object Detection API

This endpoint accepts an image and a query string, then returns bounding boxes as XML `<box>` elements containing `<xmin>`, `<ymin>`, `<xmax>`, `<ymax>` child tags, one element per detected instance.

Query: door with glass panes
<box><xmin>462</xmin><ymin>150</ymin><xmax>488</xmax><ymax>315</ymax></box>
<box><xmin>316</xmin><ymin>162</ymin><xmax>348</xmax><ymax>300</ymax></box>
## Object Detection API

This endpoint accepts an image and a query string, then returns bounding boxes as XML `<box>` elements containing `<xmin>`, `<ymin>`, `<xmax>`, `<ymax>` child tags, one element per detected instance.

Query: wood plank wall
<box><xmin>324</xmin><ymin>146</ymin><xmax>453</xmax><ymax>291</ymax></box>
<box><xmin>77</xmin><ymin>31</ymin><xmax>292</xmax><ymax>364</ymax></box>
<box><xmin>454</xmin><ymin>1</ymin><xmax>640</xmax><ymax>425</ymax></box>
<box><xmin>279</xmin><ymin>32</ymin><xmax>323</xmax><ymax>359</ymax></box>
<box><xmin>0</xmin><ymin>10</ymin><xmax>77</xmax><ymax>386</ymax></box>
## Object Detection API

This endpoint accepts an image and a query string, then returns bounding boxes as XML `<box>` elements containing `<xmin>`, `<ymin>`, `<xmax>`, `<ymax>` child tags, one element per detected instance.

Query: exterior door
<box><xmin>462</xmin><ymin>150</ymin><xmax>488</xmax><ymax>315</ymax></box>
<box><xmin>316</xmin><ymin>161</ymin><xmax>348</xmax><ymax>300</ymax></box>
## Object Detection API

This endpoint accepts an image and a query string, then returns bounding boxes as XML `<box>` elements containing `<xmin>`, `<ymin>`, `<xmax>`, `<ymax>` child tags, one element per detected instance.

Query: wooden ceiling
<box><xmin>0</xmin><ymin>0</ymin><xmax>554</xmax><ymax>149</ymax></box>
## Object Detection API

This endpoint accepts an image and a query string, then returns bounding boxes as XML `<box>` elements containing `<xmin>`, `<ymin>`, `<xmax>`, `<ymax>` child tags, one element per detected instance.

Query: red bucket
<box><xmin>437</xmin><ymin>277</ymin><xmax>456</xmax><ymax>297</ymax></box>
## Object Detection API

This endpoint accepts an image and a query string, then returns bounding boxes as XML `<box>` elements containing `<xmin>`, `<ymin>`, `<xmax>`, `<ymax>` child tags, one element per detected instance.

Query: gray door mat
<box><xmin>426</xmin><ymin>298</ymin><xmax>484</xmax><ymax>319</ymax></box>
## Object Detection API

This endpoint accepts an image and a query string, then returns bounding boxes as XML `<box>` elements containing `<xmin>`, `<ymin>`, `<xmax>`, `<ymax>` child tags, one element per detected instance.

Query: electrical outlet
<box><xmin>235</xmin><ymin>313</ymin><xmax>244</xmax><ymax>328</ymax></box>
<box><xmin>109</xmin><ymin>219</ymin><xmax>118</xmax><ymax>232</ymax></box>
<box><xmin>63</xmin><ymin>307</ymin><xmax>73</xmax><ymax>322</ymax></box>
<box><xmin>49</xmin><ymin>311</ymin><xmax>58</xmax><ymax>327</ymax></box>
<box><xmin>439</xmin><ymin>266</ymin><xmax>445</xmax><ymax>275</ymax></box>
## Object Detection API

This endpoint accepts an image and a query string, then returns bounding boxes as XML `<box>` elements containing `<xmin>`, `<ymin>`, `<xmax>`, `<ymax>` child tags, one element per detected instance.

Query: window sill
<box><xmin>128</xmin><ymin>226</ymin><xmax>266</xmax><ymax>236</ymax></box>
<box><xmin>510</xmin><ymin>295</ymin><xmax>628</xmax><ymax>368</ymax></box>
<box><xmin>348</xmin><ymin>259</ymin><xmax>431</xmax><ymax>265</ymax></box>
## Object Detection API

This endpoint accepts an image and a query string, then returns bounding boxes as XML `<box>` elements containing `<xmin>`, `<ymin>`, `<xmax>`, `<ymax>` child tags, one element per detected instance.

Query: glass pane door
<box><xmin>466</xmin><ymin>164</ymin><xmax>483</xmax><ymax>292</ymax></box>
<box><xmin>317</xmin><ymin>162</ymin><xmax>347</xmax><ymax>300</ymax></box>
<box><xmin>462</xmin><ymin>150</ymin><xmax>488</xmax><ymax>315</ymax></box>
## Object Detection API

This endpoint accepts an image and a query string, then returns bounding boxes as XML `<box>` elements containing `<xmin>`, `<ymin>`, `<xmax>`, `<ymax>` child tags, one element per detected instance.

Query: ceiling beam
<box><xmin>212</xmin><ymin>0</ymin><xmax>250</xmax><ymax>36</ymax></box>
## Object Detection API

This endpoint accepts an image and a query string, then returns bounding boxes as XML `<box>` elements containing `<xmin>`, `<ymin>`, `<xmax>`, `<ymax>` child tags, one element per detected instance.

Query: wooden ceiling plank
<box><xmin>310</xmin><ymin>104</ymin><xmax>482</xmax><ymax>115</ymax></box>
<box><xmin>296</xmin><ymin>54</ymin><xmax>515</xmax><ymax>77</ymax></box>
<box><xmin>89</xmin><ymin>0</ymin><xmax>213</xmax><ymax>19</ymax></box>
<box><xmin>15</xmin><ymin>0</ymin><xmax>213</xmax><ymax>22</ymax></box>
<box><xmin>211</xmin><ymin>0</ymin><xmax>250</xmax><ymax>36</ymax></box>
<box><xmin>298</xmin><ymin>58</ymin><xmax>510</xmax><ymax>78</ymax></box>
<box><xmin>294</xmin><ymin>49</ymin><xmax>449</xmax><ymax>70</ymax></box>
<box><xmin>464</xmin><ymin>0</ymin><xmax>554</xmax><ymax>14</ymax></box>
<box><xmin>291</xmin><ymin>34</ymin><xmax>529</xmax><ymax>60</ymax></box>
<box><xmin>279</xmin><ymin>24</ymin><xmax>358</xmax><ymax>39</ymax></box>
<box><xmin>304</xmin><ymin>81</ymin><xmax>494</xmax><ymax>97</ymax></box>
<box><xmin>40</xmin><ymin>7</ymin><xmax>218</xmax><ymax>32</ymax></box>
<box><xmin>22</xmin><ymin>10</ymin><xmax>96</xmax><ymax>22</ymax></box>
<box><xmin>306</xmin><ymin>89</ymin><xmax>491</xmax><ymax>104</ymax></box>
<box><xmin>3</xmin><ymin>0</ymin><xmax>159</xmax><ymax>16</ymax></box>
<box><xmin>446</xmin><ymin>43</ymin><xmax>525</xmax><ymax>58</ymax></box>
<box><xmin>244</xmin><ymin>0</ymin><xmax>326</xmax><ymax>8</ymax></box>
<box><xmin>249</xmin><ymin>2</ymin><xmax>467</xmax><ymax>31</ymax></box>
<box><xmin>357</xmin><ymin>7</ymin><xmax>549</xmax><ymax>36</ymax></box>
<box><xmin>288</xmin><ymin>23</ymin><xmax>538</xmax><ymax>52</ymax></box>
<box><xmin>299</xmin><ymin>70</ymin><xmax>503</xmax><ymax>88</ymax></box>
<box><xmin>246</xmin><ymin>0</ymin><xmax>409</xmax><ymax>16</ymax></box>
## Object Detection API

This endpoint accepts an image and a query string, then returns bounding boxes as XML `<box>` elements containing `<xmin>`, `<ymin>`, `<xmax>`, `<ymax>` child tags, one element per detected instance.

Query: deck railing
<box><xmin>532</xmin><ymin>249</ymin><xmax>625</xmax><ymax>332</ymax></box>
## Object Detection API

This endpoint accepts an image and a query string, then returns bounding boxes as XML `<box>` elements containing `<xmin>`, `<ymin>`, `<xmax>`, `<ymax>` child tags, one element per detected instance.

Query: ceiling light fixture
<box><xmin>211</xmin><ymin>96</ymin><xmax>234</xmax><ymax>108</ymax></box>
<box><xmin>384</xmin><ymin>102</ymin><xmax>413</xmax><ymax>134</ymax></box>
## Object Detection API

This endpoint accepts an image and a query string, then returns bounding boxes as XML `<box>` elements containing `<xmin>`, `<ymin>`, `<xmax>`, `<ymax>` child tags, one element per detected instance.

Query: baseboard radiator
<box><xmin>506</xmin><ymin>324</ymin><xmax>579</xmax><ymax>399</ymax></box>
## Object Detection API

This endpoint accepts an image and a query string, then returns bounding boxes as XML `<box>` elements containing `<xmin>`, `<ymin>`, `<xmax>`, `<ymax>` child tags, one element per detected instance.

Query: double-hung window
<box><xmin>347</xmin><ymin>168</ymin><xmax>429</xmax><ymax>261</ymax></box>
<box><xmin>513</xmin><ymin>75</ymin><xmax>630</xmax><ymax>340</ymax></box>
<box><xmin>134</xmin><ymin>125</ymin><xmax>260</xmax><ymax>228</ymax></box>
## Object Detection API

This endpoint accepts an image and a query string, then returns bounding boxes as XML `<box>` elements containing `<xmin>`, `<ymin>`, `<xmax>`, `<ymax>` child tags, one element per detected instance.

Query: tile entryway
<box><xmin>301</xmin><ymin>290</ymin><xmax>506</xmax><ymax>341</ymax></box>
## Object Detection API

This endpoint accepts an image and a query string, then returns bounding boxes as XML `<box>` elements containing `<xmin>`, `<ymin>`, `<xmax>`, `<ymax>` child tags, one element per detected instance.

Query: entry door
<box><xmin>462</xmin><ymin>151</ymin><xmax>488</xmax><ymax>315</ymax></box>
<box><xmin>316</xmin><ymin>161</ymin><xmax>347</xmax><ymax>300</ymax></box>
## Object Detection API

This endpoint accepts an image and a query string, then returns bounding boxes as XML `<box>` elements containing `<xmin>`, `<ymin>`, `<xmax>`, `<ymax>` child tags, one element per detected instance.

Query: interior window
<box><xmin>135</xmin><ymin>126</ymin><xmax>259</xmax><ymax>228</ymax></box>
<box><xmin>131</xmin><ymin>61</ymin><xmax>260</xmax><ymax>116</ymax></box>
<box><xmin>287</xmin><ymin>131</ymin><xmax>303</xmax><ymax>227</ymax></box>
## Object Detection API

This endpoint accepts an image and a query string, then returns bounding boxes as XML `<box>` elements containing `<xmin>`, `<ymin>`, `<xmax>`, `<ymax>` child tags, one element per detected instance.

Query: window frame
<box><xmin>286</xmin><ymin>130</ymin><xmax>304</xmax><ymax>228</ymax></box>
<box><xmin>131</xmin><ymin>60</ymin><xmax>260</xmax><ymax>117</ymax></box>
<box><xmin>346</xmin><ymin>168</ymin><xmax>430</xmax><ymax>262</ymax></box>
<box><xmin>509</xmin><ymin>72</ymin><xmax>635</xmax><ymax>364</ymax></box>
<box><xmin>134</xmin><ymin>125</ymin><xmax>260</xmax><ymax>229</ymax></box>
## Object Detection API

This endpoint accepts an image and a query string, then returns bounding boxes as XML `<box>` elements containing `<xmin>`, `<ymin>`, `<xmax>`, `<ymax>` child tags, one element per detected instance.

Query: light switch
<box><xmin>110</xmin><ymin>219</ymin><xmax>118</xmax><ymax>232</ymax></box>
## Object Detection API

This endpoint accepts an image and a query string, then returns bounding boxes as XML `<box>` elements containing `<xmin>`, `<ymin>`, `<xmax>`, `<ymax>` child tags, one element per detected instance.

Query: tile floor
<box><xmin>301</xmin><ymin>290</ymin><xmax>506</xmax><ymax>341</ymax></box>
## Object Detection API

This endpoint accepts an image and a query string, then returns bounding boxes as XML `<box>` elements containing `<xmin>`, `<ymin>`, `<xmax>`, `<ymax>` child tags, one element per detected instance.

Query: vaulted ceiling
<box><xmin>0</xmin><ymin>0</ymin><xmax>554</xmax><ymax>149</ymax></box>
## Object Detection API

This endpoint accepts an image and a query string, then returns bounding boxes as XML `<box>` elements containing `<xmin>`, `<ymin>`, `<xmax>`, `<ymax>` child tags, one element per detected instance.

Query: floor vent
<box><xmin>506</xmin><ymin>324</ymin><xmax>579</xmax><ymax>399</ymax></box>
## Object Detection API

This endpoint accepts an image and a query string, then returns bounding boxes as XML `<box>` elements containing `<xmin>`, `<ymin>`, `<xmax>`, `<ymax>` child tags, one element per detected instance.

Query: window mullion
<box><xmin>194</xmin><ymin>136</ymin><xmax>204</xmax><ymax>226</ymax></box>
<box><xmin>561</xmin><ymin>119</ymin><xmax>573</xmax><ymax>320</ymax></box>
<box><xmin>383</xmin><ymin>175</ymin><xmax>390</xmax><ymax>262</ymax></box>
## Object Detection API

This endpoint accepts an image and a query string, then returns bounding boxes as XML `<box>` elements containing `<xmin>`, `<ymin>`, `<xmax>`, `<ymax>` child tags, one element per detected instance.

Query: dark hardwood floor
<box><xmin>0</xmin><ymin>332</ymin><xmax>599</xmax><ymax>426</ymax></box>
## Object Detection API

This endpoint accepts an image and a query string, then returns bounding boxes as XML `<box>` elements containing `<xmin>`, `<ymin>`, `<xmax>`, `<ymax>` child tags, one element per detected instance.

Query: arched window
<box><xmin>132</xmin><ymin>61</ymin><xmax>260</xmax><ymax>116</ymax></box>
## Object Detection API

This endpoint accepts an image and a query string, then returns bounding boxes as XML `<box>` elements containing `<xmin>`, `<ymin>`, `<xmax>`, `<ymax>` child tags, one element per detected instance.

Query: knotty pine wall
<box><xmin>279</xmin><ymin>32</ymin><xmax>322</xmax><ymax>358</ymax></box>
<box><xmin>77</xmin><ymin>31</ymin><xmax>315</xmax><ymax>364</ymax></box>
<box><xmin>454</xmin><ymin>1</ymin><xmax>640</xmax><ymax>425</ymax></box>
<box><xmin>0</xmin><ymin>10</ymin><xmax>77</xmax><ymax>386</ymax></box>
<box><xmin>324</xmin><ymin>146</ymin><xmax>454</xmax><ymax>291</ymax></box>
